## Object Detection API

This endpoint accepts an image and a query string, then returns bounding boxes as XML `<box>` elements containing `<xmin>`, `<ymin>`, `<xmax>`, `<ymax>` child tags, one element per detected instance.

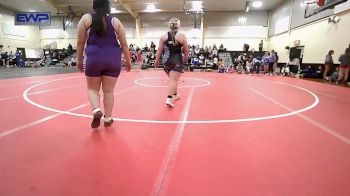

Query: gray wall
<box><xmin>268</xmin><ymin>0</ymin><xmax>292</xmax><ymax>36</ymax></box>
<box><xmin>113</xmin><ymin>14</ymin><xmax>135</xmax><ymax>28</ymax></box>
<box><xmin>39</xmin><ymin>14</ymin><xmax>135</xmax><ymax>30</ymax></box>
<box><xmin>140</xmin><ymin>11</ymin><xmax>268</xmax><ymax>28</ymax></box>
<box><xmin>290</xmin><ymin>0</ymin><xmax>333</xmax><ymax>29</ymax></box>
<box><xmin>269</xmin><ymin>0</ymin><xmax>334</xmax><ymax>36</ymax></box>
<box><xmin>204</xmin><ymin>11</ymin><xmax>269</xmax><ymax>27</ymax></box>
<box><xmin>0</xmin><ymin>5</ymin><xmax>14</xmax><ymax>15</ymax></box>
<box><xmin>141</xmin><ymin>12</ymin><xmax>195</xmax><ymax>28</ymax></box>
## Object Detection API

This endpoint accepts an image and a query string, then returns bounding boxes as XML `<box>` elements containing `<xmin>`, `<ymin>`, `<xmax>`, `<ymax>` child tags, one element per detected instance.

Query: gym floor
<box><xmin>1</xmin><ymin>70</ymin><xmax>349</xmax><ymax>196</ymax></box>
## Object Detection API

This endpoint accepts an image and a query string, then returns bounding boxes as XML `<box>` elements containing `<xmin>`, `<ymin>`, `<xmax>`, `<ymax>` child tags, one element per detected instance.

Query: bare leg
<box><xmin>323</xmin><ymin>64</ymin><xmax>330</xmax><ymax>79</ymax></box>
<box><xmin>168</xmin><ymin>71</ymin><xmax>180</xmax><ymax>96</ymax></box>
<box><xmin>337</xmin><ymin>67</ymin><xmax>345</xmax><ymax>82</ymax></box>
<box><xmin>102</xmin><ymin>75</ymin><xmax>118</xmax><ymax>118</ymax></box>
<box><xmin>86</xmin><ymin>76</ymin><xmax>102</xmax><ymax>110</ymax></box>
<box><xmin>165</xmin><ymin>71</ymin><xmax>181</xmax><ymax>107</ymax></box>
<box><xmin>344</xmin><ymin>68</ymin><xmax>350</xmax><ymax>82</ymax></box>
<box><xmin>86</xmin><ymin>76</ymin><xmax>103</xmax><ymax>128</ymax></box>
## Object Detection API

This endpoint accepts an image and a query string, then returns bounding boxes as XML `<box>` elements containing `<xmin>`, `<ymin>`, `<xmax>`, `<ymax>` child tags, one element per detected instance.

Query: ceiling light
<box><xmin>192</xmin><ymin>1</ymin><xmax>203</xmax><ymax>10</ymax></box>
<box><xmin>111</xmin><ymin>7</ymin><xmax>122</xmax><ymax>13</ymax></box>
<box><xmin>145</xmin><ymin>4</ymin><xmax>161</xmax><ymax>12</ymax></box>
<box><xmin>252</xmin><ymin>1</ymin><xmax>263</xmax><ymax>8</ymax></box>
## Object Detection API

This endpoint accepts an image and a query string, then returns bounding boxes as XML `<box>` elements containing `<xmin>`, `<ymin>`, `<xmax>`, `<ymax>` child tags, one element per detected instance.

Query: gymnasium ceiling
<box><xmin>0</xmin><ymin>0</ymin><xmax>285</xmax><ymax>17</ymax></box>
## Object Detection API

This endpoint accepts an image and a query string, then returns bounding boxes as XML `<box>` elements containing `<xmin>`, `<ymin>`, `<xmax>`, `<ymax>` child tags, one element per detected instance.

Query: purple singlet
<box><xmin>85</xmin><ymin>14</ymin><xmax>121</xmax><ymax>77</ymax></box>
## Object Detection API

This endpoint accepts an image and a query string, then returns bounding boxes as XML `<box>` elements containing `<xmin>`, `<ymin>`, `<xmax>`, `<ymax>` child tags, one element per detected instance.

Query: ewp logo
<box><xmin>15</xmin><ymin>12</ymin><xmax>51</xmax><ymax>26</ymax></box>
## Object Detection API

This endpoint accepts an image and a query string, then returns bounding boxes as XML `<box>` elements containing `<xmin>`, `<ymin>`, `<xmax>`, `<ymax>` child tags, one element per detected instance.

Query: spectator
<box><xmin>323</xmin><ymin>50</ymin><xmax>334</xmax><ymax>79</ymax></box>
<box><xmin>282</xmin><ymin>58</ymin><xmax>292</xmax><ymax>76</ymax></box>
<box><xmin>150</xmin><ymin>41</ymin><xmax>156</xmax><ymax>51</ymax></box>
<box><xmin>259</xmin><ymin>40</ymin><xmax>263</xmax><ymax>52</ymax></box>
<box><xmin>252</xmin><ymin>56</ymin><xmax>262</xmax><ymax>74</ymax></box>
<box><xmin>67</xmin><ymin>43</ymin><xmax>73</xmax><ymax>55</ymax></box>
<box><xmin>246</xmin><ymin>59</ymin><xmax>253</xmax><ymax>74</ymax></box>
<box><xmin>143</xmin><ymin>44</ymin><xmax>149</xmax><ymax>52</ymax></box>
<box><xmin>336</xmin><ymin>48</ymin><xmax>350</xmax><ymax>84</ymax></box>
<box><xmin>236</xmin><ymin>61</ymin><xmax>244</xmax><ymax>74</ymax></box>
<box><xmin>1</xmin><ymin>51</ymin><xmax>9</xmax><ymax>67</ymax></box>
<box><xmin>219</xmin><ymin>44</ymin><xmax>225</xmax><ymax>52</ymax></box>
<box><xmin>1</xmin><ymin>45</ymin><xmax>8</xmax><ymax>66</ymax></box>
<box><xmin>327</xmin><ymin>66</ymin><xmax>339</xmax><ymax>82</ymax></box>
<box><xmin>262</xmin><ymin>52</ymin><xmax>270</xmax><ymax>73</ymax></box>
<box><xmin>268</xmin><ymin>50</ymin><xmax>277</xmax><ymax>75</ymax></box>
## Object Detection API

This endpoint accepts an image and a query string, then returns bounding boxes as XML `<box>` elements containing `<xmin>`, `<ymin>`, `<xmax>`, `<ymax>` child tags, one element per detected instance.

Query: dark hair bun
<box><xmin>93</xmin><ymin>0</ymin><xmax>110</xmax><ymax>13</ymax></box>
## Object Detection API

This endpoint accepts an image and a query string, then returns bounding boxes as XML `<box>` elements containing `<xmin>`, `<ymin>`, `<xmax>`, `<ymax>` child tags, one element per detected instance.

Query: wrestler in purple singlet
<box><xmin>85</xmin><ymin>14</ymin><xmax>121</xmax><ymax>78</ymax></box>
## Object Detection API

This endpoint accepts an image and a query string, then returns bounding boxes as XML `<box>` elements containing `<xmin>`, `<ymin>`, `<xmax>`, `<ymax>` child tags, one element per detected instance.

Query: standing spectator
<box><xmin>0</xmin><ymin>45</ymin><xmax>7</xmax><ymax>66</ymax></box>
<box><xmin>323</xmin><ymin>50</ymin><xmax>334</xmax><ymax>79</ymax></box>
<box><xmin>268</xmin><ymin>50</ymin><xmax>277</xmax><ymax>75</ymax></box>
<box><xmin>259</xmin><ymin>40</ymin><xmax>263</xmax><ymax>52</ymax></box>
<box><xmin>336</xmin><ymin>48</ymin><xmax>350</xmax><ymax>84</ymax></box>
<box><xmin>143</xmin><ymin>44</ymin><xmax>149</xmax><ymax>52</ymax></box>
<box><xmin>67</xmin><ymin>43</ymin><xmax>73</xmax><ymax>55</ymax></box>
<box><xmin>219</xmin><ymin>44</ymin><xmax>225</xmax><ymax>52</ymax></box>
<box><xmin>262</xmin><ymin>52</ymin><xmax>270</xmax><ymax>74</ymax></box>
<box><xmin>150</xmin><ymin>41</ymin><xmax>156</xmax><ymax>51</ymax></box>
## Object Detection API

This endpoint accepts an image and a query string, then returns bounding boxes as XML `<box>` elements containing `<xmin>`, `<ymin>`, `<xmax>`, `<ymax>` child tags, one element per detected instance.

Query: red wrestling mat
<box><xmin>1</xmin><ymin>71</ymin><xmax>350</xmax><ymax>196</ymax></box>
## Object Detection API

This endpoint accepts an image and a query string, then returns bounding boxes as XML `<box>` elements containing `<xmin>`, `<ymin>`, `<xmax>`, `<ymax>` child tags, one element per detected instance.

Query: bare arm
<box><xmin>179</xmin><ymin>33</ymin><xmax>189</xmax><ymax>63</ymax></box>
<box><xmin>112</xmin><ymin>17</ymin><xmax>131</xmax><ymax>71</ymax></box>
<box><xmin>76</xmin><ymin>14</ymin><xmax>91</xmax><ymax>72</ymax></box>
<box><xmin>155</xmin><ymin>35</ymin><xmax>166</xmax><ymax>67</ymax></box>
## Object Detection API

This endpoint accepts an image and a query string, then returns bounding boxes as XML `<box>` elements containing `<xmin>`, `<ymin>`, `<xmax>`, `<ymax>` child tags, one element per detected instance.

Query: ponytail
<box><xmin>91</xmin><ymin>0</ymin><xmax>110</xmax><ymax>36</ymax></box>
<box><xmin>92</xmin><ymin>10</ymin><xmax>107</xmax><ymax>36</ymax></box>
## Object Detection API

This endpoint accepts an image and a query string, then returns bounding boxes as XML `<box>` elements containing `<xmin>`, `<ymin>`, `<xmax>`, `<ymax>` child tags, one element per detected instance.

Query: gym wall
<box><xmin>0</xmin><ymin>7</ymin><xmax>41</xmax><ymax>54</ymax></box>
<box><xmin>40</xmin><ymin>14</ymin><xmax>136</xmax><ymax>49</ymax></box>
<box><xmin>268</xmin><ymin>0</ymin><xmax>350</xmax><ymax>64</ymax></box>
<box><xmin>139</xmin><ymin>11</ymin><xmax>269</xmax><ymax>51</ymax></box>
<box><xmin>204</xmin><ymin>11</ymin><xmax>268</xmax><ymax>51</ymax></box>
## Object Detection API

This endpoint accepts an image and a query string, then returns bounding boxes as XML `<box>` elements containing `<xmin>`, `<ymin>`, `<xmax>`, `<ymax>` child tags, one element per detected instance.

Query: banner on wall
<box><xmin>15</xmin><ymin>12</ymin><xmax>51</xmax><ymax>26</ymax></box>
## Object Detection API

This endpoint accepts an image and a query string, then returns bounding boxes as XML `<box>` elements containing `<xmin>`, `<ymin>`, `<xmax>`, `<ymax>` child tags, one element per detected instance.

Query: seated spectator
<box><xmin>27</xmin><ymin>59</ymin><xmax>41</xmax><ymax>68</ymax></box>
<box><xmin>227</xmin><ymin>65</ymin><xmax>234</xmax><ymax>73</ymax></box>
<box><xmin>43</xmin><ymin>56</ymin><xmax>53</xmax><ymax>67</ymax></box>
<box><xmin>218</xmin><ymin>61</ymin><xmax>225</xmax><ymax>73</ymax></box>
<box><xmin>212</xmin><ymin>55</ymin><xmax>218</xmax><ymax>69</ymax></box>
<box><xmin>236</xmin><ymin>61</ymin><xmax>244</xmax><ymax>74</ymax></box>
<box><xmin>246</xmin><ymin>59</ymin><xmax>253</xmax><ymax>74</ymax></box>
<box><xmin>69</xmin><ymin>57</ymin><xmax>77</xmax><ymax>66</ymax></box>
<box><xmin>192</xmin><ymin>57</ymin><xmax>200</xmax><ymax>66</ymax></box>
<box><xmin>327</xmin><ymin>66</ymin><xmax>339</xmax><ymax>82</ymax></box>
<box><xmin>281</xmin><ymin>59</ymin><xmax>292</xmax><ymax>76</ymax></box>
<box><xmin>147</xmin><ymin>52</ymin><xmax>156</xmax><ymax>66</ymax></box>
<box><xmin>15</xmin><ymin>51</ymin><xmax>25</xmax><ymax>67</ymax></box>
<box><xmin>1</xmin><ymin>51</ymin><xmax>9</xmax><ymax>67</ymax></box>
<box><xmin>199</xmin><ymin>54</ymin><xmax>205</xmax><ymax>65</ymax></box>
<box><xmin>143</xmin><ymin>44</ymin><xmax>149</xmax><ymax>52</ymax></box>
